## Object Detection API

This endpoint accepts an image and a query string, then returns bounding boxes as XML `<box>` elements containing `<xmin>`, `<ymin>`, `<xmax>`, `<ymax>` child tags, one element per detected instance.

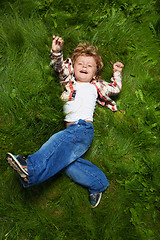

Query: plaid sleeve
<box><xmin>107</xmin><ymin>70</ymin><xmax>122</xmax><ymax>96</ymax></box>
<box><xmin>49</xmin><ymin>50</ymin><xmax>72</xmax><ymax>82</ymax></box>
<box><xmin>92</xmin><ymin>70</ymin><xmax>122</xmax><ymax>111</ymax></box>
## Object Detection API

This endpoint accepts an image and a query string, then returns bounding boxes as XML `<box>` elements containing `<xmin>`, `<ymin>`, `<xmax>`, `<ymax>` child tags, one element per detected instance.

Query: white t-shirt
<box><xmin>64</xmin><ymin>82</ymin><xmax>98</xmax><ymax>122</ymax></box>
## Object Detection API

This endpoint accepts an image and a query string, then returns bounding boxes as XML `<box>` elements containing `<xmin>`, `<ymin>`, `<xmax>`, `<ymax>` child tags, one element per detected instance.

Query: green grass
<box><xmin>0</xmin><ymin>0</ymin><xmax>160</xmax><ymax>239</ymax></box>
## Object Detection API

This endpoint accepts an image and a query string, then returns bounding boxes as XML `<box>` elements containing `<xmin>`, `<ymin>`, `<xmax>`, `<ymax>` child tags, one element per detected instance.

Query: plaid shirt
<box><xmin>50</xmin><ymin>50</ymin><xmax>122</xmax><ymax>111</ymax></box>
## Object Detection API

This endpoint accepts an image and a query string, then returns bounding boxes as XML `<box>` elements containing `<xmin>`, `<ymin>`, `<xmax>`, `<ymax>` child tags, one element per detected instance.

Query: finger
<box><xmin>58</xmin><ymin>37</ymin><xmax>62</xmax><ymax>44</ymax></box>
<box><xmin>52</xmin><ymin>35</ymin><xmax>59</xmax><ymax>45</ymax></box>
<box><xmin>117</xmin><ymin>62</ymin><xmax>124</xmax><ymax>67</ymax></box>
<box><xmin>113</xmin><ymin>63</ymin><xmax>123</xmax><ymax>71</ymax></box>
<box><xmin>54</xmin><ymin>36</ymin><xmax>60</xmax><ymax>45</ymax></box>
<box><xmin>56</xmin><ymin>38</ymin><xmax>64</xmax><ymax>47</ymax></box>
<box><xmin>115</xmin><ymin>62</ymin><xmax>124</xmax><ymax>68</ymax></box>
<box><xmin>59</xmin><ymin>38</ymin><xmax>64</xmax><ymax>46</ymax></box>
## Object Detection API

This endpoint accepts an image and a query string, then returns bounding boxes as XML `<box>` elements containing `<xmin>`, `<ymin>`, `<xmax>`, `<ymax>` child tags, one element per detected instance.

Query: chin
<box><xmin>77</xmin><ymin>79</ymin><xmax>91</xmax><ymax>83</ymax></box>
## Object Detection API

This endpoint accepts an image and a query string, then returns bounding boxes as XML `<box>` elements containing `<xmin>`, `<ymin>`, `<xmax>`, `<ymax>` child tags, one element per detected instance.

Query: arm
<box><xmin>106</xmin><ymin>61</ymin><xmax>124</xmax><ymax>96</ymax></box>
<box><xmin>92</xmin><ymin>62</ymin><xmax>124</xmax><ymax>111</ymax></box>
<box><xmin>50</xmin><ymin>36</ymin><xmax>72</xmax><ymax>81</ymax></box>
<box><xmin>95</xmin><ymin>61</ymin><xmax>124</xmax><ymax>97</ymax></box>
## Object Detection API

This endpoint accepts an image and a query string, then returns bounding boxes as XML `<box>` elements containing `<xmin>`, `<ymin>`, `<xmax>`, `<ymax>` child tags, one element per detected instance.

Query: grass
<box><xmin>0</xmin><ymin>0</ymin><xmax>160</xmax><ymax>239</ymax></box>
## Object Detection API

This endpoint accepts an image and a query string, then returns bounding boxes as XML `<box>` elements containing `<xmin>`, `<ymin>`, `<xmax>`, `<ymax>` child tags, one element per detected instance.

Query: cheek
<box><xmin>74</xmin><ymin>65</ymin><xmax>80</xmax><ymax>73</ymax></box>
<box><xmin>92</xmin><ymin>69</ymin><xmax>97</xmax><ymax>77</ymax></box>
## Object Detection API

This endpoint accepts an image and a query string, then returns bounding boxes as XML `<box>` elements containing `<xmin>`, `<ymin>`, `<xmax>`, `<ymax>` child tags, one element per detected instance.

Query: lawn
<box><xmin>0</xmin><ymin>0</ymin><xmax>160</xmax><ymax>239</ymax></box>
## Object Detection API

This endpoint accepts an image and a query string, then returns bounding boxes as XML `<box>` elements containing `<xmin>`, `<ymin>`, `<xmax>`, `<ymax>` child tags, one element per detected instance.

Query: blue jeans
<box><xmin>21</xmin><ymin>119</ymin><xmax>109</xmax><ymax>194</ymax></box>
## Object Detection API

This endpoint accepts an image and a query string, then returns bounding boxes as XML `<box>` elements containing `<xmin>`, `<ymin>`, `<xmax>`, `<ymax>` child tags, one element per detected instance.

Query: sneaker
<box><xmin>6</xmin><ymin>153</ymin><xmax>29</xmax><ymax>182</ymax></box>
<box><xmin>89</xmin><ymin>192</ymin><xmax>102</xmax><ymax>208</ymax></box>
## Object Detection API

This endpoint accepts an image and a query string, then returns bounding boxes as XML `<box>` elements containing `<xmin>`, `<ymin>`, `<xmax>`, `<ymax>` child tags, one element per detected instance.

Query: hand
<box><xmin>113</xmin><ymin>62</ymin><xmax>124</xmax><ymax>72</ymax></box>
<box><xmin>51</xmin><ymin>35</ymin><xmax>64</xmax><ymax>53</ymax></box>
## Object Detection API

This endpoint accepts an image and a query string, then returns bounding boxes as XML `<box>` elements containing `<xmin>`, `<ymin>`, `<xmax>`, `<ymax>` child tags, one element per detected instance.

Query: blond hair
<box><xmin>71</xmin><ymin>42</ymin><xmax>103</xmax><ymax>80</ymax></box>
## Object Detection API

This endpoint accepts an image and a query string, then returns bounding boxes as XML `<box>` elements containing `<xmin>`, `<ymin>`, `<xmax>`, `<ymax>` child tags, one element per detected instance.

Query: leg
<box><xmin>21</xmin><ymin>120</ymin><xmax>94</xmax><ymax>187</ymax></box>
<box><xmin>65</xmin><ymin>158</ymin><xmax>109</xmax><ymax>194</ymax></box>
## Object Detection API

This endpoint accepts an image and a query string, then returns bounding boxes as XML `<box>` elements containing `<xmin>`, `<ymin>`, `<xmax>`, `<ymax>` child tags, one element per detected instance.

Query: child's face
<box><xmin>74</xmin><ymin>55</ymin><xmax>97</xmax><ymax>83</ymax></box>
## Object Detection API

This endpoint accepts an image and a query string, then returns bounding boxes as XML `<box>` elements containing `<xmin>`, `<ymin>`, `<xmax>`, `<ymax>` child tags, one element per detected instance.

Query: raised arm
<box><xmin>107</xmin><ymin>61</ymin><xmax>124</xmax><ymax>96</ymax></box>
<box><xmin>50</xmin><ymin>36</ymin><xmax>72</xmax><ymax>81</ymax></box>
<box><xmin>93</xmin><ymin>61</ymin><xmax>124</xmax><ymax>97</ymax></box>
<box><xmin>92</xmin><ymin>61</ymin><xmax>124</xmax><ymax>111</ymax></box>
<box><xmin>50</xmin><ymin>35</ymin><xmax>64</xmax><ymax>73</ymax></box>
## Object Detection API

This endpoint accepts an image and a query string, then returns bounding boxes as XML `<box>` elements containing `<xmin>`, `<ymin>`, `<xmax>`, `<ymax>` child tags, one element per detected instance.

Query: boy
<box><xmin>6</xmin><ymin>36</ymin><xmax>124</xmax><ymax>208</ymax></box>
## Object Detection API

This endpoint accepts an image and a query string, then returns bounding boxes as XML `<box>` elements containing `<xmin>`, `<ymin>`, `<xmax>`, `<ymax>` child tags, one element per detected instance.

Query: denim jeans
<box><xmin>21</xmin><ymin>119</ymin><xmax>109</xmax><ymax>194</ymax></box>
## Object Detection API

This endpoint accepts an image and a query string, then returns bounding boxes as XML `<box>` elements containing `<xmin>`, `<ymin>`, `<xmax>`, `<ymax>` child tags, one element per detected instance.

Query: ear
<box><xmin>93</xmin><ymin>69</ymin><xmax>97</xmax><ymax>80</ymax></box>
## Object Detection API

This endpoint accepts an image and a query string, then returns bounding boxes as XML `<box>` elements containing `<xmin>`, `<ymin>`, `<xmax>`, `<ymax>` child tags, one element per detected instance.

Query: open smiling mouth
<box><xmin>80</xmin><ymin>70</ymin><xmax>88</xmax><ymax>74</ymax></box>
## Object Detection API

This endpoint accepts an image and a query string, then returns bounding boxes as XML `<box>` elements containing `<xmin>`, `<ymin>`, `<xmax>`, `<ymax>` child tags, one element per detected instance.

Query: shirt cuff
<box><xmin>50</xmin><ymin>49</ymin><xmax>62</xmax><ymax>58</ymax></box>
<box><xmin>113</xmin><ymin>69</ymin><xmax>122</xmax><ymax>76</ymax></box>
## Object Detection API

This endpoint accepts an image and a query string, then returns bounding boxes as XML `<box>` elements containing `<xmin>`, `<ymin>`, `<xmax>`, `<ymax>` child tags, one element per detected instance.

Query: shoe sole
<box><xmin>6</xmin><ymin>153</ymin><xmax>29</xmax><ymax>179</ymax></box>
<box><xmin>91</xmin><ymin>192</ymin><xmax>102</xmax><ymax>208</ymax></box>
